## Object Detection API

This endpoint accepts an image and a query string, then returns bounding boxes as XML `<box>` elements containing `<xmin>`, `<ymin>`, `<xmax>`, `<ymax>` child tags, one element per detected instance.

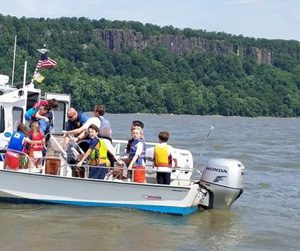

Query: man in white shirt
<box><xmin>63</xmin><ymin>105</ymin><xmax>112</xmax><ymax>141</ymax></box>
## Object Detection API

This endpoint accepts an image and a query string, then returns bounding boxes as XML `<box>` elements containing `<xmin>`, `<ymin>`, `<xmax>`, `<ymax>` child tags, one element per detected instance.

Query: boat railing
<box><xmin>63</xmin><ymin>162</ymin><xmax>198</xmax><ymax>186</ymax></box>
<box><xmin>45</xmin><ymin>133</ymin><xmax>73</xmax><ymax>176</ymax></box>
<box><xmin>47</xmin><ymin>133</ymin><xmax>67</xmax><ymax>158</ymax></box>
<box><xmin>0</xmin><ymin>135</ymin><xmax>201</xmax><ymax>185</ymax></box>
<box><xmin>0</xmin><ymin>148</ymin><xmax>48</xmax><ymax>174</ymax></box>
<box><xmin>112</xmin><ymin>139</ymin><xmax>198</xmax><ymax>185</ymax></box>
<box><xmin>0</xmin><ymin>147</ymin><xmax>202</xmax><ymax>186</ymax></box>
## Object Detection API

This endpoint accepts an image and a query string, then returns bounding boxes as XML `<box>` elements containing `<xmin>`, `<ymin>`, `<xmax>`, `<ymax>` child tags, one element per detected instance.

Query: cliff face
<box><xmin>93</xmin><ymin>29</ymin><xmax>273</xmax><ymax>65</ymax></box>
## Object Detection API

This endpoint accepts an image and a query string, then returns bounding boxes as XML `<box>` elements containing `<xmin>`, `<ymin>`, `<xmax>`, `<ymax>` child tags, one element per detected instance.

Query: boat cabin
<box><xmin>0</xmin><ymin>74</ymin><xmax>70</xmax><ymax>148</ymax></box>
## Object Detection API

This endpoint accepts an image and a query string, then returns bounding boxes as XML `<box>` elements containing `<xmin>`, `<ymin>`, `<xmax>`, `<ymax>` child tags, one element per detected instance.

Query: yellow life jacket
<box><xmin>89</xmin><ymin>138</ymin><xmax>110</xmax><ymax>167</ymax></box>
<box><xmin>154</xmin><ymin>144</ymin><xmax>171</xmax><ymax>167</ymax></box>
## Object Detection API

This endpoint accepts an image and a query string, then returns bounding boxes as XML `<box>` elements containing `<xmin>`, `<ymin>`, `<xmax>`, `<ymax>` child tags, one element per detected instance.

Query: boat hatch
<box><xmin>45</xmin><ymin>92</ymin><xmax>71</xmax><ymax>132</ymax></box>
<box><xmin>26</xmin><ymin>91</ymin><xmax>40</xmax><ymax>112</ymax></box>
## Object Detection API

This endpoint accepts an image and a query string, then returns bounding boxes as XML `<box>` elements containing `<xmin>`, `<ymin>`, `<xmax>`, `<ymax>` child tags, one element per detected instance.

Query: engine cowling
<box><xmin>199</xmin><ymin>158</ymin><xmax>244</xmax><ymax>209</ymax></box>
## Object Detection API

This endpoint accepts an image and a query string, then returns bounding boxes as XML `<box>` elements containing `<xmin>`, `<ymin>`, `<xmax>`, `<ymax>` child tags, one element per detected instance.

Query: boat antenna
<box><xmin>11</xmin><ymin>35</ymin><xmax>17</xmax><ymax>87</ymax></box>
<box><xmin>23</xmin><ymin>28</ymin><xmax>30</xmax><ymax>88</ymax></box>
<box><xmin>195</xmin><ymin>126</ymin><xmax>214</xmax><ymax>169</ymax></box>
<box><xmin>200</xmin><ymin>126</ymin><xmax>214</xmax><ymax>158</ymax></box>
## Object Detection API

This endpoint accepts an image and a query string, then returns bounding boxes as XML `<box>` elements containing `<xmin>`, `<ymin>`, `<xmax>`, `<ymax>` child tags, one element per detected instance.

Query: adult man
<box><xmin>63</xmin><ymin>108</ymin><xmax>89</xmax><ymax>147</ymax></box>
<box><xmin>66</xmin><ymin>108</ymin><xmax>89</xmax><ymax>132</ymax></box>
<box><xmin>63</xmin><ymin>105</ymin><xmax>114</xmax><ymax>166</ymax></box>
<box><xmin>63</xmin><ymin>105</ymin><xmax>111</xmax><ymax>141</ymax></box>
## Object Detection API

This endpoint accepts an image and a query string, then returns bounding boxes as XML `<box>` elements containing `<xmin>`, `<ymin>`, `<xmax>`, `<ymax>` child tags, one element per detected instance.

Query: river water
<box><xmin>0</xmin><ymin>114</ymin><xmax>299</xmax><ymax>251</ymax></box>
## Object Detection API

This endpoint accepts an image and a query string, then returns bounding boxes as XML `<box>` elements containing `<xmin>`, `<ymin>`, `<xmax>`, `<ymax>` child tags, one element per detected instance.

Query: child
<box><xmin>28</xmin><ymin>122</ymin><xmax>45</xmax><ymax>169</ymax></box>
<box><xmin>126</xmin><ymin>120</ymin><xmax>144</xmax><ymax>154</ymax></box>
<box><xmin>76</xmin><ymin>124</ymin><xmax>120</xmax><ymax>179</ymax></box>
<box><xmin>128</xmin><ymin>126</ymin><xmax>146</xmax><ymax>183</ymax></box>
<box><xmin>4</xmin><ymin>123</ymin><xmax>44</xmax><ymax>170</ymax></box>
<box><xmin>153</xmin><ymin>131</ymin><xmax>178</xmax><ymax>185</ymax></box>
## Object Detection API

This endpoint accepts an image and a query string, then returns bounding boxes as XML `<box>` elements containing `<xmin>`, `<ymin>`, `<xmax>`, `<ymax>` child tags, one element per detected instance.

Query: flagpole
<box><xmin>30</xmin><ymin>67</ymin><xmax>39</xmax><ymax>85</ymax></box>
<box><xmin>31</xmin><ymin>46</ymin><xmax>48</xmax><ymax>84</ymax></box>
<box><xmin>23</xmin><ymin>60</ymin><xmax>27</xmax><ymax>88</ymax></box>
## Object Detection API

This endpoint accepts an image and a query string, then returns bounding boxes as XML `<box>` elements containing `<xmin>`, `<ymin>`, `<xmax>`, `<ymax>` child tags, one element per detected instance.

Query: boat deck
<box><xmin>0</xmin><ymin>133</ymin><xmax>198</xmax><ymax>187</ymax></box>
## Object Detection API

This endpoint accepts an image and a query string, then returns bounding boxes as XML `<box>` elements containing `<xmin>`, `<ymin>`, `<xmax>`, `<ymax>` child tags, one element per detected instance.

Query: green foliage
<box><xmin>0</xmin><ymin>14</ymin><xmax>299</xmax><ymax>117</ymax></box>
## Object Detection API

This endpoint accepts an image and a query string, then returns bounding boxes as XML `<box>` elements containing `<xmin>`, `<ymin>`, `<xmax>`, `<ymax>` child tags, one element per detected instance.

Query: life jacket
<box><xmin>129</xmin><ymin>138</ymin><xmax>146</xmax><ymax>166</ymax></box>
<box><xmin>154</xmin><ymin>144</ymin><xmax>172</xmax><ymax>167</ymax></box>
<box><xmin>89</xmin><ymin>138</ymin><xmax>110</xmax><ymax>167</ymax></box>
<box><xmin>7</xmin><ymin>131</ymin><xmax>25</xmax><ymax>152</ymax></box>
<box><xmin>29</xmin><ymin>131</ymin><xmax>44</xmax><ymax>151</ymax></box>
<box><xmin>38</xmin><ymin>119</ymin><xmax>51</xmax><ymax>135</ymax></box>
<box><xmin>98</xmin><ymin>116</ymin><xmax>112</xmax><ymax>139</ymax></box>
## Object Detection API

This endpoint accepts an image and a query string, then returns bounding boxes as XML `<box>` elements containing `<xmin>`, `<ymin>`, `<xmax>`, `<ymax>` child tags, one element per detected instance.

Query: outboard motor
<box><xmin>199</xmin><ymin>158</ymin><xmax>244</xmax><ymax>209</ymax></box>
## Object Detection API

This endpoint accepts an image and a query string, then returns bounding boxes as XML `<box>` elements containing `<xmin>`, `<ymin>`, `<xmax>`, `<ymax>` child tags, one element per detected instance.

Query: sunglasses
<box><xmin>67</xmin><ymin>114</ymin><xmax>76</xmax><ymax>119</ymax></box>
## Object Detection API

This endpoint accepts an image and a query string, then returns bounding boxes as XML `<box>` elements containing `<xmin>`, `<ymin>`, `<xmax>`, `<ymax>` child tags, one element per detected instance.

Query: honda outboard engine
<box><xmin>199</xmin><ymin>158</ymin><xmax>244</xmax><ymax>209</ymax></box>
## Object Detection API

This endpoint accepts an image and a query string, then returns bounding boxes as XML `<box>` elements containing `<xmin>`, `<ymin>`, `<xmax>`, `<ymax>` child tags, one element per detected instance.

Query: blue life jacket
<box><xmin>129</xmin><ymin>138</ymin><xmax>146</xmax><ymax>166</ymax></box>
<box><xmin>38</xmin><ymin>119</ymin><xmax>51</xmax><ymax>135</ymax></box>
<box><xmin>7</xmin><ymin>131</ymin><xmax>25</xmax><ymax>152</ymax></box>
<box><xmin>98</xmin><ymin>116</ymin><xmax>112</xmax><ymax>139</ymax></box>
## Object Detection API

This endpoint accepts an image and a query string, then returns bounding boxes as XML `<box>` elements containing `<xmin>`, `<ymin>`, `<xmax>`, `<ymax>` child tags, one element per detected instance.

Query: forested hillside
<box><xmin>0</xmin><ymin>15</ymin><xmax>299</xmax><ymax>117</ymax></box>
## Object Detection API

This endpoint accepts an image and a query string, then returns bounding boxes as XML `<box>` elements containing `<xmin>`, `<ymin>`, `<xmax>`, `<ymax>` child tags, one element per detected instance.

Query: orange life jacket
<box><xmin>29</xmin><ymin>131</ymin><xmax>44</xmax><ymax>152</ymax></box>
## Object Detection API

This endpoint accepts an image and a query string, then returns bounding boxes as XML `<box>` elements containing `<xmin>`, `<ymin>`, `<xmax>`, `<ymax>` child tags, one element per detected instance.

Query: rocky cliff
<box><xmin>93</xmin><ymin>29</ymin><xmax>273</xmax><ymax>65</ymax></box>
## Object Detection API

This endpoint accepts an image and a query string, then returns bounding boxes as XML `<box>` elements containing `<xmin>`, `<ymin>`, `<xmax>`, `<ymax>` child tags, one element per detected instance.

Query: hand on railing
<box><xmin>127</xmin><ymin>164</ymin><xmax>133</xmax><ymax>171</ymax></box>
<box><xmin>115</xmin><ymin>158</ymin><xmax>123</xmax><ymax>166</ymax></box>
<box><xmin>76</xmin><ymin>160</ymin><xmax>84</xmax><ymax>168</ymax></box>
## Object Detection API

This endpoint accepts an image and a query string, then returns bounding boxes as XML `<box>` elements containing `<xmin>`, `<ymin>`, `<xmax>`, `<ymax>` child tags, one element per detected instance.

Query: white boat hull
<box><xmin>0</xmin><ymin>169</ymin><xmax>202</xmax><ymax>215</ymax></box>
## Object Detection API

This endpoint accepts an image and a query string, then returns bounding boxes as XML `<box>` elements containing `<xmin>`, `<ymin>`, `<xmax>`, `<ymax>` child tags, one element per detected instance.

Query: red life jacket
<box><xmin>30</xmin><ymin>131</ymin><xmax>44</xmax><ymax>151</ymax></box>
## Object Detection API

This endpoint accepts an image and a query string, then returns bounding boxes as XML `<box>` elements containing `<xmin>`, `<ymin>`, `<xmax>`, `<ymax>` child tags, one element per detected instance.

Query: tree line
<box><xmin>0</xmin><ymin>14</ymin><xmax>299</xmax><ymax>117</ymax></box>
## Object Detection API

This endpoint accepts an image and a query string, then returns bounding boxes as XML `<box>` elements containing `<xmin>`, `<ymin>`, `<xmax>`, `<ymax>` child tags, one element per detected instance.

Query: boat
<box><xmin>0</xmin><ymin>61</ymin><xmax>244</xmax><ymax>215</ymax></box>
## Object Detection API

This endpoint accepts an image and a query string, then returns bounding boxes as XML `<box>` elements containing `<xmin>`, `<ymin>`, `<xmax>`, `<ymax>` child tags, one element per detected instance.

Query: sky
<box><xmin>1</xmin><ymin>0</ymin><xmax>300</xmax><ymax>41</ymax></box>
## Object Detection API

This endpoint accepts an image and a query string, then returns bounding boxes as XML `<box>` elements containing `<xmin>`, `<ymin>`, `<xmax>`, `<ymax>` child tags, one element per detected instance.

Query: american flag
<box><xmin>36</xmin><ymin>53</ymin><xmax>57</xmax><ymax>69</ymax></box>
